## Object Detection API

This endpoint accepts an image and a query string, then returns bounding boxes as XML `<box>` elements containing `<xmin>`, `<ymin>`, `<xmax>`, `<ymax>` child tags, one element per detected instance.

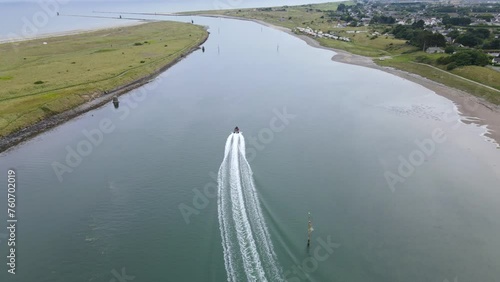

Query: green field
<box><xmin>187</xmin><ymin>2</ymin><xmax>500</xmax><ymax>105</ymax></box>
<box><xmin>451</xmin><ymin>66</ymin><xmax>500</xmax><ymax>90</ymax></box>
<box><xmin>377</xmin><ymin>51</ymin><xmax>500</xmax><ymax>104</ymax></box>
<box><xmin>0</xmin><ymin>21</ymin><xmax>208</xmax><ymax>137</ymax></box>
<box><xmin>378</xmin><ymin>59</ymin><xmax>500</xmax><ymax>104</ymax></box>
<box><xmin>315</xmin><ymin>29</ymin><xmax>415</xmax><ymax>57</ymax></box>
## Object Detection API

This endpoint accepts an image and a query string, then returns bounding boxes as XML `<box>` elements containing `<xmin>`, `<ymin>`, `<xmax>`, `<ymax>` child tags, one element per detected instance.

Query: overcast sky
<box><xmin>0</xmin><ymin>0</ymin><xmax>334</xmax><ymax>7</ymax></box>
<box><xmin>0</xmin><ymin>0</ymin><xmax>167</xmax><ymax>3</ymax></box>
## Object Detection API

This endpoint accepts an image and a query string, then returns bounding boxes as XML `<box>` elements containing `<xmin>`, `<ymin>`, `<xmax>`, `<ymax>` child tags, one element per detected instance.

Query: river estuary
<box><xmin>1</xmin><ymin>14</ymin><xmax>500</xmax><ymax>282</ymax></box>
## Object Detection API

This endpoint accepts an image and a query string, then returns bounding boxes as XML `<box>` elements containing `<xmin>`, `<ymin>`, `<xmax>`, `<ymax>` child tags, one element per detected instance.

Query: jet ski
<box><xmin>233</xmin><ymin>127</ymin><xmax>240</xmax><ymax>133</ymax></box>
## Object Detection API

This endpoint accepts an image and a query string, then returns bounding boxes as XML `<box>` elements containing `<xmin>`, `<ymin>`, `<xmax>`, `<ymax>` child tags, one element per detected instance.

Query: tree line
<box><xmin>392</xmin><ymin>20</ymin><xmax>446</xmax><ymax>49</ymax></box>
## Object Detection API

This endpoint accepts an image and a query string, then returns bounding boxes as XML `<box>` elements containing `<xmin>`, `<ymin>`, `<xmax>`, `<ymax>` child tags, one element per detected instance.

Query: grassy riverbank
<box><xmin>0</xmin><ymin>21</ymin><xmax>208</xmax><ymax>138</ymax></box>
<box><xmin>376</xmin><ymin>55</ymin><xmax>500</xmax><ymax>105</ymax></box>
<box><xmin>186</xmin><ymin>2</ymin><xmax>500</xmax><ymax>105</ymax></box>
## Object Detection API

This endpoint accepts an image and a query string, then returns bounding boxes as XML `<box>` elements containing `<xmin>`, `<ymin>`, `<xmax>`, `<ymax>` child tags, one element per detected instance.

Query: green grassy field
<box><xmin>376</xmin><ymin>50</ymin><xmax>500</xmax><ymax>104</ymax></box>
<box><xmin>0</xmin><ymin>21</ymin><xmax>207</xmax><ymax>137</ymax></box>
<box><xmin>451</xmin><ymin>66</ymin><xmax>500</xmax><ymax>90</ymax></box>
<box><xmin>377</xmin><ymin>58</ymin><xmax>500</xmax><ymax>105</ymax></box>
<box><xmin>187</xmin><ymin>2</ymin><xmax>500</xmax><ymax>105</ymax></box>
<box><xmin>316</xmin><ymin>29</ymin><xmax>415</xmax><ymax>57</ymax></box>
<box><xmin>189</xmin><ymin>1</ymin><xmax>353</xmax><ymax>30</ymax></box>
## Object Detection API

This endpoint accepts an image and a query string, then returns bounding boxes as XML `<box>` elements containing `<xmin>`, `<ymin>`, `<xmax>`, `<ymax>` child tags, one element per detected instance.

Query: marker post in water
<box><xmin>307</xmin><ymin>212</ymin><xmax>314</xmax><ymax>247</ymax></box>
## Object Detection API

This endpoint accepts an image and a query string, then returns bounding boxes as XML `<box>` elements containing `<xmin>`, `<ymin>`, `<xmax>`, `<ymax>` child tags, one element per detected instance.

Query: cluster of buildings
<box><xmin>349</xmin><ymin>2</ymin><xmax>500</xmax><ymax>27</ymax></box>
<box><xmin>290</xmin><ymin>3</ymin><xmax>499</xmax><ymax>63</ymax></box>
<box><xmin>295</xmin><ymin>27</ymin><xmax>351</xmax><ymax>42</ymax></box>
<box><xmin>393</xmin><ymin>14</ymin><xmax>500</xmax><ymax>27</ymax></box>
<box><xmin>471</xmin><ymin>15</ymin><xmax>500</xmax><ymax>26</ymax></box>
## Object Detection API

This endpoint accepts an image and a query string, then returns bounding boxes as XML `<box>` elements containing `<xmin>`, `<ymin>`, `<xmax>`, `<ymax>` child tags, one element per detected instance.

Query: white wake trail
<box><xmin>217</xmin><ymin>133</ymin><xmax>284</xmax><ymax>282</ymax></box>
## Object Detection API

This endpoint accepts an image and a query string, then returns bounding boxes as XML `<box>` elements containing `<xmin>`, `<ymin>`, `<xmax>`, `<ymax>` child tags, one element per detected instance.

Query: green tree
<box><xmin>412</xmin><ymin>19</ymin><xmax>425</xmax><ymax>29</ymax></box>
<box><xmin>442</xmin><ymin>17</ymin><xmax>471</xmax><ymax>26</ymax></box>
<box><xmin>455</xmin><ymin>34</ymin><xmax>482</xmax><ymax>47</ymax></box>
<box><xmin>449</xmin><ymin>50</ymin><xmax>490</xmax><ymax>67</ymax></box>
<box><xmin>370</xmin><ymin>15</ymin><xmax>396</xmax><ymax>24</ymax></box>
<box><xmin>447</xmin><ymin>62</ymin><xmax>457</xmax><ymax>70</ymax></box>
<box><xmin>413</xmin><ymin>31</ymin><xmax>446</xmax><ymax>49</ymax></box>
<box><xmin>472</xmin><ymin>28</ymin><xmax>490</xmax><ymax>39</ymax></box>
<box><xmin>437</xmin><ymin>50</ymin><xmax>489</xmax><ymax>68</ymax></box>
<box><xmin>483</xmin><ymin>39</ymin><xmax>500</xmax><ymax>49</ymax></box>
<box><xmin>448</xmin><ymin>30</ymin><xmax>460</xmax><ymax>40</ymax></box>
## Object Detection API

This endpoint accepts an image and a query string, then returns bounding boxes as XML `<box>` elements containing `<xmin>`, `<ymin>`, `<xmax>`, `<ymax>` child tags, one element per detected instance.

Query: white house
<box><xmin>426</xmin><ymin>47</ymin><xmax>445</xmax><ymax>54</ymax></box>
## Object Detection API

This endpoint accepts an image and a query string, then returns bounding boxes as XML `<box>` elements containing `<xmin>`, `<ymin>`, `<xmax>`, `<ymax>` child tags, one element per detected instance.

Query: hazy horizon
<box><xmin>0</xmin><ymin>0</ymin><xmax>338</xmax><ymax>3</ymax></box>
<box><xmin>0</xmin><ymin>0</ymin><xmax>337</xmax><ymax>40</ymax></box>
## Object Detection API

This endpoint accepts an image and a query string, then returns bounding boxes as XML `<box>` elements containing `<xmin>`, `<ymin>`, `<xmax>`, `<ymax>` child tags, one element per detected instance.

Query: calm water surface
<box><xmin>0</xmin><ymin>0</ymin><xmax>335</xmax><ymax>40</ymax></box>
<box><xmin>1</xmin><ymin>15</ymin><xmax>500</xmax><ymax>282</ymax></box>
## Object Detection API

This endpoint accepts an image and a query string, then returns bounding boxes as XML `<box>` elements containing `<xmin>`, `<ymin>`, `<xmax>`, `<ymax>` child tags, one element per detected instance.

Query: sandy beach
<box><xmin>196</xmin><ymin>14</ymin><xmax>500</xmax><ymax>147</ymax></box>
<box><xmin>291</xmin><ymin>32</ymin><xmax>500</xmax><ymax>146</ymax></box>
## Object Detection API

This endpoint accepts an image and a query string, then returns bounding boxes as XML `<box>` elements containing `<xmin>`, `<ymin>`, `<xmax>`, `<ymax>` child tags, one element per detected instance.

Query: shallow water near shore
<box><xmin>1</xmin><ymin>15</ymin><xmax>500</xmax><ymax>282</ymax></box>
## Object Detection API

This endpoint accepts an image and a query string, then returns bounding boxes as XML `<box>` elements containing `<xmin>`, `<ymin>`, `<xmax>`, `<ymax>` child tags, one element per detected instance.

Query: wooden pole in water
<box><xmin>307</xmin><ymin>212</ymin><xmax>313</xmax><ymax>247</ymax></box>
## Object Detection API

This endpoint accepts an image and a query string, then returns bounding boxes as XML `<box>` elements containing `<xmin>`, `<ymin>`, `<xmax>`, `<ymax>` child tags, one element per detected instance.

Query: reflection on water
<box><xmin>0</xmin><ymin>15</ymin><xmax>499</xmax><ymax>282</ymax></box>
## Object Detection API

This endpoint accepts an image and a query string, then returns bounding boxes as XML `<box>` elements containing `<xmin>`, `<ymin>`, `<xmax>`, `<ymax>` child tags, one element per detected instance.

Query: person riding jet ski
<box><xmin>234</xmin><ymin>127</ymin><xmax>239</xmax><ymax>133</ymax></box>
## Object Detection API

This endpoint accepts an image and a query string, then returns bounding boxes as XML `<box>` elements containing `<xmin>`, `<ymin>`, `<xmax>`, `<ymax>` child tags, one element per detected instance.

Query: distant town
<box><xmin>202</xmin><ymin>1</ymin><xmax>499</xmax><ymax>105</ymax></box>
<box><xmin>259</xmin><ymin>1</ymin><xmax>500</xmax><ymax>65</ymax></box>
